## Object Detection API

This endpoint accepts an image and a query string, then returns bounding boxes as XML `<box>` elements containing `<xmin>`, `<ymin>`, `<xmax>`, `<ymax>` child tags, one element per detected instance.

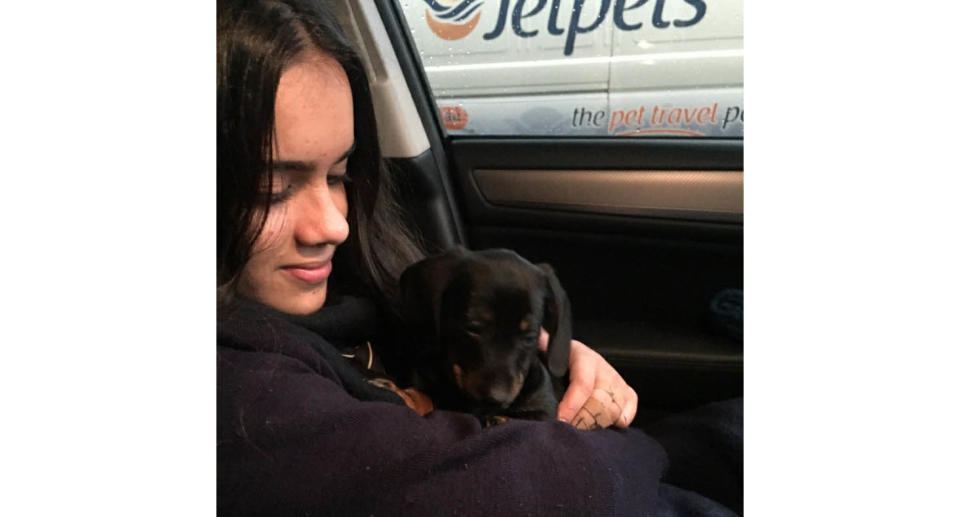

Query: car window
<box><xmin>397</xmin><ymin>0</ymin><xmax>743</xmax><ymax>138</ymax></box>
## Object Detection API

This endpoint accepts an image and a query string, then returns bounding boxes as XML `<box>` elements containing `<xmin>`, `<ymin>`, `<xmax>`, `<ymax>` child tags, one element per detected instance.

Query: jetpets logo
<box><xmin>424</xmin><ymin>0</ymin><xmax>484</xmax><ymax>40</ymax></box>
<box><xmin>421</xmin><ymin>0</ymin><xmax>708</xmax><ymax>54</ymax></box>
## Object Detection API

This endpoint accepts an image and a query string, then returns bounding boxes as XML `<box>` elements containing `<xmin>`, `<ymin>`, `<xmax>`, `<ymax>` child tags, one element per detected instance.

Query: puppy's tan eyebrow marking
<box><xmin>519</xmin><ymin>319</ymin><xmax>531</xmax><ymax>331</ymax></box>
<box><xmin>470</xmin><ymin>308</ymin><xmax>493</xmax><ymax>323</ymax></box>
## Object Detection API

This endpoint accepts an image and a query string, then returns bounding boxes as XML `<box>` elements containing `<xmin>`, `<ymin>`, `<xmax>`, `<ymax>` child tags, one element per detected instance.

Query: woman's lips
<box><xmin>282</xmin><ymin>261</ymin><xmax>332</xmax><ymax>284</ymax></box>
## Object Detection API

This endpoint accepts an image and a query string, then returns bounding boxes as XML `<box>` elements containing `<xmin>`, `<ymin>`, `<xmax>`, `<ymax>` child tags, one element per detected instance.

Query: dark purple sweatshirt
<box><xmin>217</xmin><ymin>298</ymin><xmax>668</xmax><ymax>516</ymax></box>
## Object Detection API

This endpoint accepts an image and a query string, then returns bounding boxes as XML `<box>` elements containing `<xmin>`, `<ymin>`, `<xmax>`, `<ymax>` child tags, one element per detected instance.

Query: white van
<box><xmin>399</xmin><ymin>0</ymin><xmax>743</xmax><ymax>137</ymax></box>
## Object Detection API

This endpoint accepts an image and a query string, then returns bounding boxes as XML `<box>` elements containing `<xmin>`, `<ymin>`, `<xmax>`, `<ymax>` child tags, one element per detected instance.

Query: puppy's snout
<box><xmin>455</xmin><ymin>366</ymin><xmax>524</xmax><ymax>407</ymax></box>
<box><xmin>485</xmin><ymin>382</ymin><xmax>520</xmax><ymax>407</ymax></box>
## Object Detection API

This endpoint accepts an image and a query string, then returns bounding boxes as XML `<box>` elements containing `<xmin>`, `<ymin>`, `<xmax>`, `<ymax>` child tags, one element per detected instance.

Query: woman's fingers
<box><xmin>541</xmin><ymin>333</ymin><xmax>638</xmax><ymax>429</ymax></box>
<box><xmin>556</xmin><ymin>340</ymin><xmax>596</xmax><ymax>423</ymax></box>
<box><xmin>537</xmin><ymin>327</ymin><xmax>549</xmax><ymax>353</ymax></box>
<box><xmin>614</xmin><ymin>397</ymin><xmax>637</xmax><ymax>429</ymax></box>
<box><xmin>565</xmin><ymin>341</ymin><xmax>639</xmax><ymax>429</ymax></box>
<box><xmin>570</xmin><ymin>388</ymin><xmax>619</xmax><ymax>430</ymax></box>
<box><xmin>612</xmin><ymin>378</ymin><xmax>638</xmax><ymax>429</ymax></box>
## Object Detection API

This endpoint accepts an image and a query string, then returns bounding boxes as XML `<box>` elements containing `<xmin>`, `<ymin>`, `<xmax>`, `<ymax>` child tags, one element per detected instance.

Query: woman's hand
<box><xmin>539</xmin><ymin>329</ymin><xmax>638</xmax><ymax>430</ymax></box>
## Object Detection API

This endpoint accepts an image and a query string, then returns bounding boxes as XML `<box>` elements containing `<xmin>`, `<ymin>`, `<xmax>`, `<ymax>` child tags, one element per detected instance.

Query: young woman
<box><xmin>217</xmin><ymin>1</ymin><xmax>740</xmax><ymax>515</ymax></box>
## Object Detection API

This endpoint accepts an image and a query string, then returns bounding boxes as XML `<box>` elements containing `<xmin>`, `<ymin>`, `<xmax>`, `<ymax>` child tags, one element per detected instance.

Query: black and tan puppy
<box><xmin>389</xmin><ymin>247</ymin><xmax>572</xmax><ymax>424</ymax></box>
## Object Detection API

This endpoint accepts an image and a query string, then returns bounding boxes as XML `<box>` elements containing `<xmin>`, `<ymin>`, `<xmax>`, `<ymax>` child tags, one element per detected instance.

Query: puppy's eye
<box><xmin>465</xmin><ymin>322</ymin><xmax>485</xmax><ymax>335</ymax></box>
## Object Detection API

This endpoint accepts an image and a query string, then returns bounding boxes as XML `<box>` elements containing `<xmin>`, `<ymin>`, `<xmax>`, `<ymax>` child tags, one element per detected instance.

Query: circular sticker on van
<box><xmin>440</xmin><ymin>105</ymin><xmax>470</xmax><ymax>130</ymax></box>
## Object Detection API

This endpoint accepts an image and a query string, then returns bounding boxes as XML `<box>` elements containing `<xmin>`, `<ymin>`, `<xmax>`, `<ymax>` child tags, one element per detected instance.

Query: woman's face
<box><xmin>236</xmin><ymin>51</ymin><xmax>354</xmax><ymax>315</ymax></box>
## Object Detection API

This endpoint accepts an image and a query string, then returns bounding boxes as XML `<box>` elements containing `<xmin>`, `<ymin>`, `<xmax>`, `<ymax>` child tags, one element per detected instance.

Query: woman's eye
<box><xmin>270</xmin><ymin>187</ymin><xmax>293</xmax><ymax>204</ymax></box>
<box><xmin>327</xmin><ymin>171</ymin><xmax>351</xmax><ymax>186</ymax></box>
<box><xmin>266</xmin><ymin>176</ymin><xmax>295</xmax><ymax>204</ymax></box>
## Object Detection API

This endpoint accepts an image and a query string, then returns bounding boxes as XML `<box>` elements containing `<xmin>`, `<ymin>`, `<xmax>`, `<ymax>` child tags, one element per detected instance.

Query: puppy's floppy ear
<box><xmin>395</xmin><ymin>246</ymin><xmax>468</xmax><ymax>335</ymax></box>
<box><xmin>538</xmin><ymin>263</ymin><xmax>572</xmax><ymax>378</ymax></box>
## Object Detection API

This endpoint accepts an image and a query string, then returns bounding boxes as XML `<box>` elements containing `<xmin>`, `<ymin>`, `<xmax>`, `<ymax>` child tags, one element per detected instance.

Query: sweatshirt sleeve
<box><xmin>217</xmin><ymin>344</ymin><xmax>668</xmax><ymax>516</ymax></box>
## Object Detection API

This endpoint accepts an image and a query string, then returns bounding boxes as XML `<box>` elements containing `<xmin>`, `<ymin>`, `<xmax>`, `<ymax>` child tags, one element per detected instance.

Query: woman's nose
<box><xmin>294</xmin><ymin>185</ymin><xmax>349</xmax><ymax>247</ymax></box>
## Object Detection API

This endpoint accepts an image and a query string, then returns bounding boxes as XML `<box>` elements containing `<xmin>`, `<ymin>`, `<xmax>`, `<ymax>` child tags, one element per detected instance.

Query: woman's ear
<box><xmin>538</xmin><ymin>263</ymin><xmax>572</xmax><ymax>378</ymax></box>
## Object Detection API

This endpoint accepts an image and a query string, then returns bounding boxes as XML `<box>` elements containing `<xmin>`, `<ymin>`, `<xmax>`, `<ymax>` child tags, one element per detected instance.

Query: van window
<box><xmin>397</xmin><ymin>0</ymin><xmax>743</xmax><ymax>138</ymax></box>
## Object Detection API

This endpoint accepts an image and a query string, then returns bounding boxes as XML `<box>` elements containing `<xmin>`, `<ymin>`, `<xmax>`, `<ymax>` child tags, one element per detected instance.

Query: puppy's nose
<box><xmin>481</xmin><ymin>375</ymin><xmax>524</xmax><ymax>407</ymax></box>
<box><xmin>484</xmin><ymin>385</ymin><xmax>515</xmax><ymax>407</ymax></box>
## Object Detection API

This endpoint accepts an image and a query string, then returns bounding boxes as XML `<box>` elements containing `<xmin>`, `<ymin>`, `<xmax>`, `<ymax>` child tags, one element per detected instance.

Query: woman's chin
<box><xmin>246</xmin><ymin>283</ymin><xmax>328</xmax><ymax>315</ymax></box>
<box><xmin>281</xmin><ymin>286</ymin><xmax>328</xmax><ymax>315</ymax></box>
<box><xmin>236</xmin><ymin>269</ymin><xmax>331</xmax><ymax>315</ymax></box>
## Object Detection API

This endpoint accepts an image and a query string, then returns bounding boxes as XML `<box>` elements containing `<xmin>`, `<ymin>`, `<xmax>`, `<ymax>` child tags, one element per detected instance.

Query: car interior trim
<box><xmin>473</xmin><ymin>169</ymin><xmax>743</xmax><ymax>222</ymax></box>
<box><xmin>333</xmin><ymin>0</ymin><xmax>430</xmax><ymax>158</ymax></box>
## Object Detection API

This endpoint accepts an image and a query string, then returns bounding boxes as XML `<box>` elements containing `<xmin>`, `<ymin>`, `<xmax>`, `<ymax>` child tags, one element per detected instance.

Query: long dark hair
<box><xmin>217</xmin><ymin>0</ymin><xmax>425</xmax><ymax>306</ymax></box>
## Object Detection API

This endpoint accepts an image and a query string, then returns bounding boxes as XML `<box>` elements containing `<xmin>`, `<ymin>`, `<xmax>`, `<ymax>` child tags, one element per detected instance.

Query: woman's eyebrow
<box><xmin>272</xmin><ymin>160</ymin><xmax>316</xmax><ymax>172</ymax></box>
